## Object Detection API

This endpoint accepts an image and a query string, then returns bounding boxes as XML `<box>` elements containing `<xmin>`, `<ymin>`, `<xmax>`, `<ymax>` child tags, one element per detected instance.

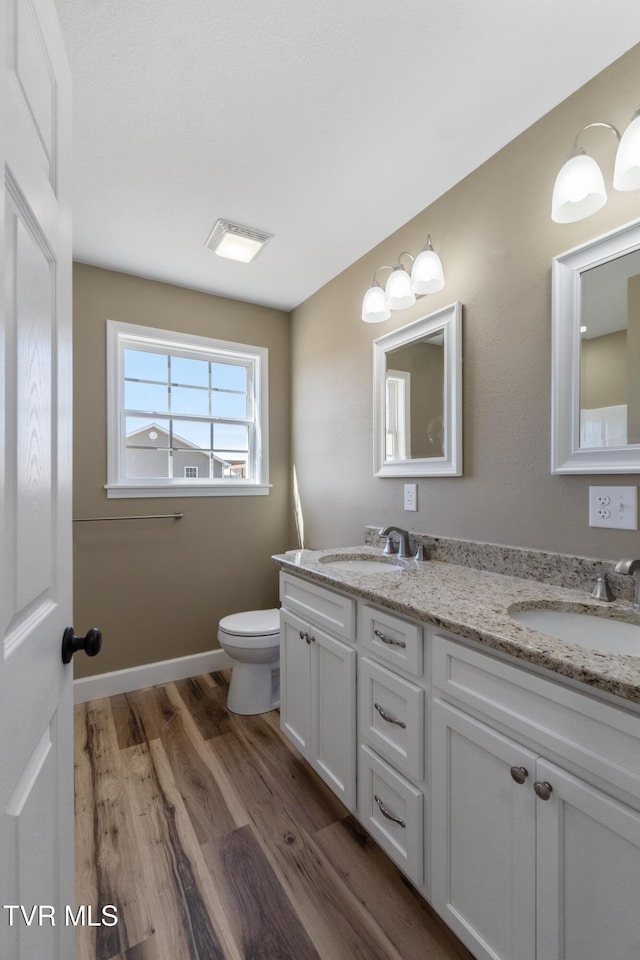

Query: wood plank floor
<box><xmin>74</xmin><ymin>672</ymin><xmax>474</xmax><ymax>960</ymax></box>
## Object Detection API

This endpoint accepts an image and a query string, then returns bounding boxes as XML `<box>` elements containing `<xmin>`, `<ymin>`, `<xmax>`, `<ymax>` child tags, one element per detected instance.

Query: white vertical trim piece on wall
<box><xmin>73</xmin><ymin>647</ymin><xmax>233</xmax><ymax>703</ymax></box>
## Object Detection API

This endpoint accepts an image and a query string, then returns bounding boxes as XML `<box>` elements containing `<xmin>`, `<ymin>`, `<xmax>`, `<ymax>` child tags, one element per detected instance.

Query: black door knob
<box><xmin>61</xmin><ymin>626</ymin><xmax>102</xmax><ymax>664</ymax></box>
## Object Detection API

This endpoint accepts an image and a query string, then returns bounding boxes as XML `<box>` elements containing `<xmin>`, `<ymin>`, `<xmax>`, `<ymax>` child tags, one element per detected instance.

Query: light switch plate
<box><xmin>404</xmin><ymin>483</ymin><xmax>417</xmax><ymax>512</ymax></box>
<box><xmin>588</xmin><ymin>486</ymin><xmax>637</xmax><ymax>529</ymax></box>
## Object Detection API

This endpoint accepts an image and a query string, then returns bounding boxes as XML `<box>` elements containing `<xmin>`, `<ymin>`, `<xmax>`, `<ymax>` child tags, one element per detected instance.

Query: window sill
<box><xmin>105</xmin><ymin>483</ymin><xmax>271</xmax><ymax>499</ymax></box>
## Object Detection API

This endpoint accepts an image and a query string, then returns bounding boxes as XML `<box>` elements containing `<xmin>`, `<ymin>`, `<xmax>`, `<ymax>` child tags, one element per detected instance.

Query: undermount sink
<box><xmin>511</xmin><ymin>606</ymin><xmax>640</xmax><ymax>656</ymax></box>
<box><xmin>319</xmin><ymin>555</ymin><xmax>406</xmax><ymax>574</ymax></box>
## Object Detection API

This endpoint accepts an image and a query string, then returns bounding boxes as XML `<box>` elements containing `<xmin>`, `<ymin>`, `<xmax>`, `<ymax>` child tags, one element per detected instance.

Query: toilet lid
<box><xmin>219</xmin><ymin>608</ymin><xmax>280</xmax><ymax>637</ymax></box>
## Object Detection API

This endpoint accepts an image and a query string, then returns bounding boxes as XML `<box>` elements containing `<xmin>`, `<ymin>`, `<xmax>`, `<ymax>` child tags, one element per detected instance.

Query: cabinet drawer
<box><xmin>280</xmin><ymin>572</ymin><xmax>355</xmax><ymax>642</ymax></box>
<box><xmin>359</xmin><ymin>657</ymin><xmax>424</xmax><ymax>781</ymax></box>
<box><xmin>432</xmin><ymin>633</ymin><xmax>640</xmax><ymax>803</ymax></box>
<box><xmin>358</xmin><ymin>744</ymin><xmax>423</xmax><ymax>886</ymax></box>
<box><xmin>361</xmin><ymin>603</ymin><xmax>423</xmax><ymax>676</ymax></box>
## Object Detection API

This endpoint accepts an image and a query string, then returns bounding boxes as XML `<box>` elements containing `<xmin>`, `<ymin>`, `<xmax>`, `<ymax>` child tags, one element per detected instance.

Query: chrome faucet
<box><xmin>614</xmin><ymin>557</ymin><xmax>640</xmax><ymax>607</ymax></box>
<box><xmin>379</xmin><ymin>526</ymin><xmax>412</xmax><ymax>559</ymax></box>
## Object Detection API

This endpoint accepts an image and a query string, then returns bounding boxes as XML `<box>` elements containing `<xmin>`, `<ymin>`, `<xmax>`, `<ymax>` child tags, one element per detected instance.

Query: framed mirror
<box><xmin>552</xmin><ymin>218</ymin><xmax>640</xmax><ymax>473</ymax></box>
<box><xmin>373</xmin><ymin>302</ymin><xmax>462</xmax><ymax>477</ymax></box>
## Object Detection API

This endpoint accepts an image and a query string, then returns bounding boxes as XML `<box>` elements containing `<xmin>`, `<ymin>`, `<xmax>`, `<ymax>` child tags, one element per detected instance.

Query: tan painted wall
<box><xmin>72</xmin><ymin>265</ymin><xmax>290</xmax><ymax>677</ymax></box>
<box><xmin>290</xmin><ymin>44</ymin><xmax>640</xmax><ymax>561</ymax></box>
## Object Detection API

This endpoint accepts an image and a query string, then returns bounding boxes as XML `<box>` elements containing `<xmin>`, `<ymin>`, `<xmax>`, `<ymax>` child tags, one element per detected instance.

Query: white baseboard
<box><xmin>73</xmin><ymin>648</ymin><xmax>233</xmax><ymax>703</ymax></box>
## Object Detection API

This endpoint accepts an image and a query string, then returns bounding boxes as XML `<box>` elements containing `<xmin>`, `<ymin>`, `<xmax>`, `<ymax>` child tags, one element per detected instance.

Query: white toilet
<box><xmin>218</xmin><ymin>608</ymin><xmax>280</xmax><ymax>715</ymax></box>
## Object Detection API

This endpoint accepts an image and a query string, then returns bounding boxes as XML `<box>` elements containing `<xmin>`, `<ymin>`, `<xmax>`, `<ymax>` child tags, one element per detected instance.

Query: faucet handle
<box><xmin>382</xmin><ymin>535</ymin><xmax>398</xmax><ymax>556</ymax></box>
<box><xmin>590</xmin><ymin>572</ymin><xmax>615</xmax><ymax>603</ymax></box>
<box><xmin>414</xmin><ymin>543</ymin><xmax>429</xmax><ymax>561</ymax></box>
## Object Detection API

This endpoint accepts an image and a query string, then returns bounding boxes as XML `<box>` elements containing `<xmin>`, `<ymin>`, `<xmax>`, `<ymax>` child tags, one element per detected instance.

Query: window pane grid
<box><xmin>123</xmin><ymin>407</ymin><xmax>253</xmax><ymax>481</ymax></box>
<box><xmin>123</xmin><ymin>409</ymin><xmax>253</xmax><ymax>427</ymax></box>
<box><xmin>125</xmin><ymin>378</ymin><xmax>249</xmax><ymax>395</ymax></box>
<box><xmin>123</xmin><ymin>351</ymin><xmax>250</xmax><ymax>417</ymax></box>
<box><xmin>115</xmin><ymin>330</ymin><xmax>265</xmax><ymax>490</ymax></box>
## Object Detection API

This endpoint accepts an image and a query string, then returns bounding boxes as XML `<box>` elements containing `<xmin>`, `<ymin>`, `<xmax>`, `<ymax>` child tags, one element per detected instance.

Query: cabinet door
<box><xmin>431</xmin><ymin>699</ymin><xmax>537</xmax><ymax>960</ymax></box>
<box><xmin>279</xmin><ymin>610</ymin><xmax>312</xmax><ymax>757</ymax></box>
<box><xmin>536</xmin><ymin>758</ymin><xmax>640</xmax><ymax>960</ymax></box>
<box><xmin>311</xmin><ymin>626</ymin><xmax>356</xmax><ymax>811</ymax></box>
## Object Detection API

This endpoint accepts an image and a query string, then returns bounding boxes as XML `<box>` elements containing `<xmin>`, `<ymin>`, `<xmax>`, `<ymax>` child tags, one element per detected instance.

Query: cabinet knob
<box><xmin>510</xmin><ymin>765</ymin><xmax>529</xmax><ymax>785</ymax></box>
<box><xmin>534</xmin><ymin>780</ymin><xmax>553</xmax><ymax>801</ymax></box>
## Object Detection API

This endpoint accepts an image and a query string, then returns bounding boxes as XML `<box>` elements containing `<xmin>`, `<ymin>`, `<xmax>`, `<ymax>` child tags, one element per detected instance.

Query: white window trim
<box><xmin>106</xmin><ymin>320</ymin><xmax>270</xmax><ymax>498</ymax></box>
<box><xmin>385</xmin><ymin>369</ymin><xmax>412</xmax><ymax>460</ymax></box>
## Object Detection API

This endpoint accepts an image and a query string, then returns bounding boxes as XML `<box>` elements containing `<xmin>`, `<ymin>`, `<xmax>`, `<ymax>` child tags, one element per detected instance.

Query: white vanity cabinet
<box><xmin>278</xmin><ymin>565</ymin><xmax>640</xmax><ymax>960</ymax></box>
<box><xmin>431</xmin><ymin>633</ymin><xmax>640</xmax><ymax>960</ymax></box>
<box><xmin>279</xmin><ymin>573</ymin><xmax>357</xmax><ymax>811</ymax></box>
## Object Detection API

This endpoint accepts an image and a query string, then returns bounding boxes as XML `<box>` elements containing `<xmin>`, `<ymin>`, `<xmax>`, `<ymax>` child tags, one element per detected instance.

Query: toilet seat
<box><xmin>219</xmin><ymin>608</ymin><xmax>279</xmax><ymax>638</ymax></box>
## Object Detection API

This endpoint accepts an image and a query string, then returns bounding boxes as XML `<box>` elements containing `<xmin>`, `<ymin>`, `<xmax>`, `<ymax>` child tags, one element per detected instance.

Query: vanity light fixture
<box><xmin>361</xmin><ymin>236</ymin><xmax>445</xmax><ymax>323</ymax></box>
<box><xmin>205</xmin><ymin>219</ymin><xmax>273</xmax><ymax>263</ymax></box>
<box><xmin>551</xmin><ymin>111</ymin><xmax>640</xmax><ymax>223</ymax></box>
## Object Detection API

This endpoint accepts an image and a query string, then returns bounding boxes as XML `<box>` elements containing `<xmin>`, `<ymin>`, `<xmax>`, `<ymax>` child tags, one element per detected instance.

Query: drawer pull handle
<box><xmin>374</xmin><ymin>794</ymin><xmax>406</xmax><ymax>828</ymax></box>
<box><xmin>534</xmin><ymin>781</ymin><xmax>553</xmax><ymax>801</ymax></box>
<box><xmin>374</xmin><ymin>702</ymin><xmax>406</xmax><ymax>728</ymax></box>
<box><xmin>510</xmin><ymin>766</ymin><xmax>528</xmax><ymax>784</ymax></box>
<box><xmin>374</xmin><ymin>629</ymin><xmax>406</xmax><ymax>649</ymax></box>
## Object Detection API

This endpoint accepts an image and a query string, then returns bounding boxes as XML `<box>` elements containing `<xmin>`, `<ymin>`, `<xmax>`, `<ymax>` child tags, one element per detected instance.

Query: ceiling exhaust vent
<box><xmin>205</xmin><ymin>219</ymin><xmax>273</xmax><ymax>263</ymax></box>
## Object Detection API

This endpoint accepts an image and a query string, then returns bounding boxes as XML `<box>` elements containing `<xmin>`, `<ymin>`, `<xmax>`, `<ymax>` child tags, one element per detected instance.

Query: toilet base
<box><xmin>227</xmin><ymin>662</ymin><xmax>280</xmax><ymax>715</ymax></box>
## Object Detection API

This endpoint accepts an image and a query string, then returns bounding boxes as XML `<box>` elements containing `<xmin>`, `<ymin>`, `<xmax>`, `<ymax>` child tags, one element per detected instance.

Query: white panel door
<box><xmin>279</xmin><ymin>610</ymin><xmax>312</xmax><ymax>757</ymax></box>
<box><xmin>311</xmin><ymin>625</ymin><xmax>356</xmax><ymax>811</ymax></box>
<box><xmin>0</xmin><ymin>0</ymin><xmax>74</xmax><ymax>958</ymax></box>
<box><xmin>536</xmin><ymin>758</ymin><xmax>640</xmax><ymax>960</ymax></box>
<box><xmin>431</xmin><ymin>699</ymin><xmax>537</xmax><ymax>960</ymax></box>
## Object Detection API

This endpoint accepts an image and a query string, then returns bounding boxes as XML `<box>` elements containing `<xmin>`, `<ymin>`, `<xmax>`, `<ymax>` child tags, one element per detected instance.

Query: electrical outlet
<box><xmin>589</xmin><ymin>486</ymin><xmax>637</xmax><ymax>529</ymax></box>
<box><xmin>404</xmin><ymin>483</ymin><xmax>417</xmax><ymax>512</ymax></box>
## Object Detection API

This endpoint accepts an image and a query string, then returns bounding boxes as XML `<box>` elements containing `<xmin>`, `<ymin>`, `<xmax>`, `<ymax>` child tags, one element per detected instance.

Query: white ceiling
<box><xmin>55</xmin><ymin>0</ymin><xmax>640</xmax><ymax>312</ymax></box>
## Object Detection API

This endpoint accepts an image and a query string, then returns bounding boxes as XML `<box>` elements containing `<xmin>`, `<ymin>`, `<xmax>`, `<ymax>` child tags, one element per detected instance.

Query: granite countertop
<box><xmin>273</xmin><ymin>545</ymin><xmax>640</xmax><ymax>707</ymax></box>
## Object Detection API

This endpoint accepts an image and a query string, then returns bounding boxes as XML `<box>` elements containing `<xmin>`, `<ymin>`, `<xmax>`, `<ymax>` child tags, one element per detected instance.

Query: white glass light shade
<box><xmin>551</xmin><ymin>151</ymin><xmax>607</xmax><ymax>223</ymax></box>
<box><xmin>411</xmin><ymin>249</ymin><xmax>445</xmax><ymax>294</ymax></box>
<box><xmin>362</xmin><ymin>284</ymin><xmax>391</xmax><ymax>323</ymax></box>
<box><xmin>613</xmin><ymin>111</ymin><xmax>640</xmax><ymax>191</ymax></box>
<box><xmin>385</xmin><ymin>267</ymin><xmax>415</xmax><ymax>310</ymax></box>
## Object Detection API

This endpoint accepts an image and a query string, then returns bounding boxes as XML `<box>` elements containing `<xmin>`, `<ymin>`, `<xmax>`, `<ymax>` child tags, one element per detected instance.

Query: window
<box><xmin>106</xmin><ymin>321</ymin><xmax>269</xmax><ymax>498</ymax></box>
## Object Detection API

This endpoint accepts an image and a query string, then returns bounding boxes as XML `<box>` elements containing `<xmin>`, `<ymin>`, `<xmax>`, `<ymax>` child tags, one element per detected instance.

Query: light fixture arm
<box><xmin>572</xmin><ymin>121</ymin><xmax>621</xmax><ymax>152</ymax></box>
<box><xmin>397</xmin><ymin>251</ymin><xmax>415</xmax><ymax>270</ymax></box>
<box><xmin>372</xmin><ymin>265</ymin><xmax>395</xmax><ymax>285</ymax></box>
